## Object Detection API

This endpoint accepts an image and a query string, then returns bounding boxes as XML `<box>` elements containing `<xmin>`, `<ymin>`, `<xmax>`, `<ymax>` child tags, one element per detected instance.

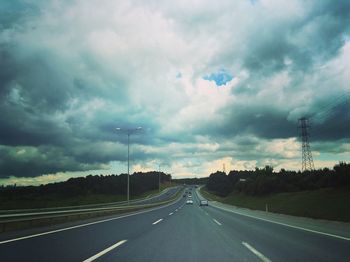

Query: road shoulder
<box><xmin>197</xmin><ymin>188</ymin><xmax>350</xmax><ymax>240</ymax></box>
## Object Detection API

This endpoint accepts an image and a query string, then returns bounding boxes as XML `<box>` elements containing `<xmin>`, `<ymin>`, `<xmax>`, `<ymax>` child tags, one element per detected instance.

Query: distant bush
<box><xmin>206</xmin><ymin>162</ymin><xmax>350</xmax><ymax>196</ymax></box>
<box><xmin>207</xmin><ymin>171</ymin><xmax>232</xmax><ymax>196</ymax></box>
<box><xmin>0</xmin><ymin>172</ymin><xmax>172</xmax><ymax>199</ymax></box>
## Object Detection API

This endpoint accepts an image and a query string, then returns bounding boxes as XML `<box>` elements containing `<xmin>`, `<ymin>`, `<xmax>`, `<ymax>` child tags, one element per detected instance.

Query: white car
<box><xmin>200</xmin><ymin>200</ymin><xmax>208</xmax><ymax>206</ymax></box>
<box><xmin>186</xmin><ymin>199</ymin><xmax>193</xmax><ymax>205</ymax></box>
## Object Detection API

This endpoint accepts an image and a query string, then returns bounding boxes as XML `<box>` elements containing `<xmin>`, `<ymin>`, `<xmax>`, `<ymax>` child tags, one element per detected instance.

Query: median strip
<box><xmin>152</xmin><ymin>219</ymin><xmax>163</xmax><ymax>225</ymax></box>
<box><xmin>83</xmin><ymin>239</ymin><xmax>127</xmax><ymax>262</ymax></box>
<box><xmin>242</xmin><ymin>242</ymin><xmax>271</xmax><ymax>262</ymax></box>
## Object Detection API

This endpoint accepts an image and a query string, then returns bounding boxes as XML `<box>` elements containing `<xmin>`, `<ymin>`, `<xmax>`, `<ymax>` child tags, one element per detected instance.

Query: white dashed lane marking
<box><xmin>242</xmin><ymin>242</ymin><xmax>271</xmax><ymax>262</ymax></box>
<box><xmin>83</xmin><ymin>240</ymin><xmax>127</xmax><ymax>262</ymax></box>
<box><xmin>213</xmin><ymin>219</ymin><xmax>222</xmax><ymax>226</ymax></box>
<box><xmin>152</xmin><ymin>219</ymin><xmax>163</xmax><ymax>225</ymax></box>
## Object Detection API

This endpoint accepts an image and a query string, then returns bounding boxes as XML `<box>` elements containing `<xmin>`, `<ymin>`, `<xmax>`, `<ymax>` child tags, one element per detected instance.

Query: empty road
<box><xmin>0</xmin><ymin>187</ymin><xmax>349</xmax><ymax>261</ymax></box>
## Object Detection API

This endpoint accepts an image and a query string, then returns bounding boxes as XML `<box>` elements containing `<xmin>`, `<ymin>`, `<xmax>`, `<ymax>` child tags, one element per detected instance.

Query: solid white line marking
<box><xmin>0</xmin><ymin>195</ymin><xmax>182</xmax><ymax>245</ymax></box>
<box><xmin>169</xmin><ymin>212</ymin><xmax>173</xmax><ymax>216</ymax></box>
<box><xmin>83</xmin><ymin>240</ymin><xmax>127</xmax><ymax>262</ymax></box>
<box><xmin>152</xmin><ymin>218</ymin><xmax>163</xmax><ymax>225</ymax></box>
<box><xmin>242</xmin><ymin>242</ymin><xmax>271</xmax><ymax>262</ymax></box>
<box><xmin>213</xmin><ymin>219</ymin><xmax>222</xmax><ymax>226</ymax></box>
<box><xmin>213</xmin><ymin>205</ymin><xmax>350</xmax><ymax>241</ymax></box>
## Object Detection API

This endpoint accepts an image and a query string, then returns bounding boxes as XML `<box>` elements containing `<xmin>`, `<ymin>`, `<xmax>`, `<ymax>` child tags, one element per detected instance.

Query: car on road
<box><xmin>186</xmin><ymin>199</ymin><xmax>193</xmax><ymax>205</ymax></box>
<box><xmin>199</xmin><ymin>200</ymin><xmax>208</xmax><ymax>206</ymax></box>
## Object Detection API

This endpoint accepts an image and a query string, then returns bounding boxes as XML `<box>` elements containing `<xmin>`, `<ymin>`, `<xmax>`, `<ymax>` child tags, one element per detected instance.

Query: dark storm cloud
<box><xmin>0</xmin><ymin>145</ymin><xmax>105</xmax><ymax>178</ymax></box>
<box><xmin>218</xmin><ymin>106</ymin><xmax>297</xmax><ymax>139</ymax></box>
<box><xmin>0</xmin><ymin>2</ymin><xmax>141</xmax><ymax>177</ymax></box>
<box><xmin>240</xmin><ymin>0</ymin><xmax>350</xmax><ymax>77</ymax></box>
<box><xmin>311</xmin><ymin>101</ymin><xmax>350</xmax><ymax>142</ymax></box>
<box><xmin>0</xmin><ymin>45</ymin><xmax>74</xmax><ymax>143</ymax></box>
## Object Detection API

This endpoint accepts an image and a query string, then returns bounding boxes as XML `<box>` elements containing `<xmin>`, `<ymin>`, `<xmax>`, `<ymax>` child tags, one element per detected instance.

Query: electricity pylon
<box><xmin>298</xmin><ymin>117</ymin><xmax>315</xmax><ymax>172</ymax></box>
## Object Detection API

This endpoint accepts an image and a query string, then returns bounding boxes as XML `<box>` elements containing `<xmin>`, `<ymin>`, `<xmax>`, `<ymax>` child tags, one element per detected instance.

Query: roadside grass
<box><xmin>201</xmin><ymin>186</ymin><xmax>350</xmax><ymax>222</ymax></box>
<box><xmin>0</xmin><ymin>182</ymin><xmax>176</xmax><ymax>210</ymax></box>
<box><xmin>0</xmin><ymin>194</ymin><xmax>125</xmax><ymax>210</ymax></box>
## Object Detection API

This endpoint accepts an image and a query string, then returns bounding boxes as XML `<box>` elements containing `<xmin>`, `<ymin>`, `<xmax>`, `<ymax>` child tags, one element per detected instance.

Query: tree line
<box><xmin>0</xmin><ymin>171</ymin><xmax>172</xmax><ymax>199</ymax></box>
<box><xmin>173</xmin><ymin>177</ymin><xmax>208</xmax><ymax>185</ymax></box>
<box><xmin>206</xmin><ymin>162</ymin><xmax>350</xmax><ymax>197</ymax></box>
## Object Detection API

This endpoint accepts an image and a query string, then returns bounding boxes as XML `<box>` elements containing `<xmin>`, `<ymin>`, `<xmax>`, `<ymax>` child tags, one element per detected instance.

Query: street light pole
<box><xmin>127</xmin><ymin>132</ymin><xmax>130</xmax><ymax>203</ymax></box>
<box><xmin>158</xmin><ymin>164</ymin><xmax>161</xmax><ymax>193</ymax></box>
<box><xmin>116</xmin><ymin>127</ymin><xmax>142</xmax><ymax>204</ymax></box>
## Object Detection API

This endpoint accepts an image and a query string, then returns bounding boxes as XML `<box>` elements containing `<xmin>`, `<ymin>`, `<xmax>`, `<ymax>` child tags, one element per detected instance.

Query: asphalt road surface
<box><xmin>0</xmin><ymin>187</ymin><xmax>349</xmax><ymax>261</ymax></box>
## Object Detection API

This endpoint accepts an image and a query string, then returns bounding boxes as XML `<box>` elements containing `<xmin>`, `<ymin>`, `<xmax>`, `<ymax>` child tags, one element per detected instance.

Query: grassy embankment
<box><xmin>0</xmin><ymin>183</ymin><xmax>176</xmax><ymax>210</ymax></box>
<box><xmin>201</xmin><ymin>186</ymin><xmax>350</xmax><ymax>222</ymax></box>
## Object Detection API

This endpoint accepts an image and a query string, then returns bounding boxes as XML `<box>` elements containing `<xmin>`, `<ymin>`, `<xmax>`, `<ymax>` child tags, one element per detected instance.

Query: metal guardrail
<box><xmin>0</xmin><ymin>187</ymin><xmax>184</xmax><ymax>233</ymax></box>
<box><xmin>0</xmin><ymin>186</ymin><xmax>178</xmax><ymax>215</ymax></box>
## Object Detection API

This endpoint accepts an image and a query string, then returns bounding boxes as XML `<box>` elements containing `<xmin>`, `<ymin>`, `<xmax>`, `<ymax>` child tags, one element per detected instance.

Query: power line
<box><xmin>310</xmin><ymin>90</ymin><xmax>350</xmax><ymax>122</ymax></box>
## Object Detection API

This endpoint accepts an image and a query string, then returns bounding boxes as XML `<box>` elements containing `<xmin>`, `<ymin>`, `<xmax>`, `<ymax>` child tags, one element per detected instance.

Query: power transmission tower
<box><xmin>298</xmin><ymin>117</ymin><xmax>315</xmax><ymax>172</ymax></box>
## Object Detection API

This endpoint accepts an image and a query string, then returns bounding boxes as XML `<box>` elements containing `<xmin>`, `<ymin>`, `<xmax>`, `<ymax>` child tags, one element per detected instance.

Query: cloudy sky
<box><xmin>1</xmin><ymin>0</ymin><xmax>350</xmax><ymax>185</ymax></box>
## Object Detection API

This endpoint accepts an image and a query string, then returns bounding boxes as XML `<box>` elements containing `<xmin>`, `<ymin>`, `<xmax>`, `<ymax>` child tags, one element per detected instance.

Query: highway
<box><xmin>0</xmin><ymin>187</ymin><xmax>349</xmax><ymax>261</ymax></box>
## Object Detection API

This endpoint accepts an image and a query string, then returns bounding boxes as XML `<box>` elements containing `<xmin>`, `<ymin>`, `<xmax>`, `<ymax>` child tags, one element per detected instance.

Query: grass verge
<box><xmin>201</xmin><ymin>186</ymin><xmax>350</xmax><ymax>222</ymax></box>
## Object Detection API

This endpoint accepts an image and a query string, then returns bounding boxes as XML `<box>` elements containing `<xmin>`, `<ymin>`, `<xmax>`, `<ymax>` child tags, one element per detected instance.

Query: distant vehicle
<box><xmin>200</xmin><ymin>200</ymin><xmax>208</xmax><ymax>206</ymax></box>
<box><xmin>183</xmin><ymin>194</ymin><xmax>186</xmax><ymax>197</ymax></box>
<box><xmin>186</xmin><ymin>199</ymin><xmax>193</xmax><ymax>205</ymax></box>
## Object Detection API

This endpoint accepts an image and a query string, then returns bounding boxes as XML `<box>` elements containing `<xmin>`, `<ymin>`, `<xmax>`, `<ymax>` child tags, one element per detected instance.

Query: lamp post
<box><xmin>158</xmin><ymin>164</ymin><xmax>161</xmax><ymax>193</ymax></box>
<box><xmin>116</xmin><ymin>127</ymin><xmax>142</xmax><ymax>204</ymax></box>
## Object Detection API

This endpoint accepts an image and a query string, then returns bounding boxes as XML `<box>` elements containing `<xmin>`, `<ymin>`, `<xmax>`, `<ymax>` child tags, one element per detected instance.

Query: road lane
<box><xmin>0</xmin><ymin>195</ymin><xmax>186</xmax><ymax>261</ymax></box>
<box><xmin>105</xmin><ymin>192</ymin><xmax>259</xmax><ymax>262</ymax></box>
<box><xmin>199</xmin><ymin>191</ymin><xmax>350</xmax><ymax>262</ymax></box>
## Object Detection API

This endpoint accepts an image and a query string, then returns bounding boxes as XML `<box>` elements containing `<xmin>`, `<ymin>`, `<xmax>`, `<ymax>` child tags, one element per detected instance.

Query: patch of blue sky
<box><xmin>203</xmin><ymin>69</ymin><xmax>233</xmax><ymax>86</ymax></box>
